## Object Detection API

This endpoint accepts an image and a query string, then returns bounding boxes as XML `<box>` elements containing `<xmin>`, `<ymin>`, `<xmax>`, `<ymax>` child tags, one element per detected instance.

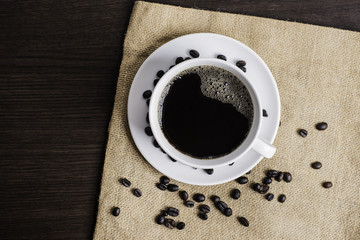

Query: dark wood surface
<box><xmin>0</xmin><ymin>1</ymin><xmax>359</xmax><ymax>239</ymax></box>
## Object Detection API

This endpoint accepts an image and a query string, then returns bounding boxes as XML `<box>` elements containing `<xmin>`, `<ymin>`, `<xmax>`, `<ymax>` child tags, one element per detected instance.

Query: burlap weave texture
<box><xmin>94</xmin><ymin>1</ymin><xmax>360</xmax><ymax>239</ymax></box>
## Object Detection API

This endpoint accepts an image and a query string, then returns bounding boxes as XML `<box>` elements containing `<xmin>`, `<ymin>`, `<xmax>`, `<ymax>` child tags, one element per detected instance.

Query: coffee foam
<box><xmin>160</xmin><ymin>65</ymin><xmax>254</xmax><ymax>122</ymax></box>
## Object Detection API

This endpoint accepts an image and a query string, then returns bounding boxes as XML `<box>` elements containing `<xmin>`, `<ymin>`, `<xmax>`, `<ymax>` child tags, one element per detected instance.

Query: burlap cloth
<box><xmin>93</xmin><ymin>1</ymin><xmax>360</xmax><ymax>239</ymax></box>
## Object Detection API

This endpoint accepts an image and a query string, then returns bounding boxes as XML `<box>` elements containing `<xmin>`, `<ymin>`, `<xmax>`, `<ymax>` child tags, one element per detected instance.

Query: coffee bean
<box><xmin>167</xmin><ymin>184</ymin><xmax>179</xmax><ymax>192</ymax></box>
<box><xmin>145</xmin><ymin>127</ymin><xmax>153</xmax><ymax>136</ymax></box>
<box><xmin>184</xmin><ymin>57</ymin><xmax>191</xmax><ymax>61</ymax></box>
<box><xmin>184</xmin><ymin>200</ymin><xmax>195</xmax><ymax>208</ymax></box>
<box><xmin>237</xmin><ymin>176</ymin><xmax>248</xmax><ymax>184</ymax></box>
<box><xmin>156</xmin><ymin>183</ymin><xmax>167</xmax><ymax>191</ymax></box>
<box><xmin>189</xmin><ymin>49</ymin><xmax>200</xmax><ymax>58</ymax></box>
<box><xmin>263</xmin><ymin>109</ymin><xmax>268</xmax><ymax>117</ymax></box>
<box><xmin>259</xmin><ymin>185</ymin><xmax>270</xmax><ymax>194</ymax></box>
<box><xmin>236</xmin><ymin>60</ymin><xmax>246</xmax><ymax>67</ymax></box>
<box><xmin>153</xmin><ymin>139</ymin><xmax>160</xmax><ymax>148</ymax></box>
<box><xmin>298</xmin><ymin>129</ymin><xmax>308</xmax><ymax>138</ymax></box>
<box><xmin>169</xmin><ymin>65</ymin><xmax>174</xmax><ymax>69</ymax></box>
<box><xmin>167</xmin><ymin>207</ymin><xmax>179</xmax><ymax>217</ymax></box>
<box><xmin>231</xmin><ymin>189</ymin><xmax>241</xmax><ymax>199</ymax></box>
<box><xmin>239</xmin><ymin>66</ymin><xmax>246</xmax><ymax>72</ymax></box>
<box><xmin>160</xmin><ymin>176</ymin><xmax>170</xmax><ymax>184</ymax></box>
<box><xmin>278</xmin><ymin>194</ymin><xmax>286</xmax><ymax>203</ymax></box>
<box><xmin>176</xmin><ymin>222</ymin><xmax>185</xmax><ymax>230</ymax></box>
<box><xmin>263</xmin><ymin>177</ymin><xmax>272</xmax><ymax>185</ymax></box>
<box><xmin>323</xmin><ymin>181</ymin><xmax>333</xmax><ymax>188</ymax></box>
<box><xmin>179</xmin><ymin>191</ymin><xmax>189</xmax><ymax>201</ymax></box>
<box><xmin>199</xmin><ymin>204</ymin><xmax>211</xmax><ymax>213</ymax></box>
<box><xmin>133</xmin><ymin>188</ymin><xmax>142</xmax><ymax>197</ymax></box>
<box><xmin>168</xmin><ymin>155</ymin><xmax>177</xmax><ymax>162</ymax></box>
<box><xmin>246</xmin><ymin>170</ymin><xmax>251</xmax><ymax>174</ymax></box>
<box><xmin>175</xmin><ymin>57</ymin><xmax>184</xmax><ymax>64</ymax></box>
<box><xmin>146</xmin><ymin>113</ymin><xmax>149</xmax><ymax>123</ymax></box>
<box><xmin>120</xmin><ymin>178</ymin><xmax>131</xmax><ymax>187</ymax></box>
<box><xmin>210</xmin><ymin>195</ymin><xmax>220</xmax><ymax>203</ymax></box>
<box><xmin>198</xmin><ymin>212</ymin><xmax>208</xmax><ymax>220</ymax></box>
<box><xmin>153</xmin><ymin>79</ymin><xmax>159</xmax><ymax>86</ymax></box>
<box><xmin>229</xmin><ymin>162</ymin><xmax>234</xmax><ymax>166</ymax></box>
<box><xmin>224</xmin><ymin>208</ymin><xmax>232</xmax><ymax>217</ymax></box>
<box><xmin>238</xmin><ymin>217</ymin><xmax>249</xmax><ymax>227</ymax></box>
<box><xmin>157</xmin><ymin>70</ymin><xmax>165</xmax><ymax>78</ymax></box>
<box><xmin>283</xmin><ymin>172</ymin><xmax>292</xmax><ymax>183</ymax></box>
<box><xmin>156</xmin><ymin>215</ymin><xmax>165</xmax><ymax>224</ymax></box>
<box><xmin>266</xmin><ymin>170</ymin><xmax>278</xmax><ymax>178</ymax></box>
<box><xmin>217</xmin><ymin>54</ymin><xmax>227</xmax><ymax>61</ymax></box>
<box><xmin>112</xmin><ymin>207</ymin><xmax>120</xmax><ymax>216</ymax></box>
<box><xmin>216</xmin><ymin>201</ymin><xmax>228</xmax><ymax>212</ymax></box>
<box><xmin>164</xmin><ymin>218</ymin><xmax>175</xmax><ymax>229</ymax></box>
<box><xmin>275</xmin><ymin>172</ymin><xmax>284</xmax><ymax>182</ymax></box>
<box><xmin>311</xmin><ymin>161</ymin><xmax>322</xmax><ymax>169</ymax></box>
<box><xmin>265</xmin><ymin>193</ymin><xmax>274</xmax><ymax>201</ymax></box>
<box><xmin>316</xmin><ymin>122</ymin><xmax>328</xmax><ymax>131</ymax></box>
<box><xmin>204</xmin><ymin>169</ymin><xmax>214</xmax><ymax>175</ymax></box>
<box><xmin>252</xmin><ymin>183</ymin><xmax>261</xmax><ymax>192</ymax></box>
<box><xmin>161</xmin><ymin>210</ymin><xmax>168</xmax><ymax>216</ymax></box>
<box><xmin>142</xmin><ymin>90</ymin><xmax>152</xmax><ymax>99</ymax></box>
<box><xmin>146</xmin><ymin>99</ymin><xmax>150</xmax><ymax>106</ymax></box>
<box><xmin>193</xmin><ymin>193</ymin><xmax>205</xmax><ymax>202</ymax></box>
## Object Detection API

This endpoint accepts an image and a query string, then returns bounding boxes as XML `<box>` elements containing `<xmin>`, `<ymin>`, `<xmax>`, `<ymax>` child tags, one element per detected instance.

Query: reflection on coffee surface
<box><xmin>158</xmin><ymin>65</ymin><xmax>253</xmax><ymax>159</ymax></box>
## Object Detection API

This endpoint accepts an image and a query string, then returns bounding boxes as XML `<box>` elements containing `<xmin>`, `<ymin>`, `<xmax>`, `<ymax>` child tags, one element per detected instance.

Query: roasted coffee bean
<box><xmin>146</xmin><ymin>113</ymin><xmax>149</xmax><ymax>123</ymax></box>
<box><xmin>179</xmin><ymin>191</ymin><xmax>189</xmax><ymax>201</ymax></box>
<box><xmin>146</xmin><ymin>99</ymin><xmax>150</xmax><ymax>106</ymax></box>
<box><xmin>298</xmin><ymin>129</ymin><xmax>308</xmax><ymax>138</ymax></box>
<box><xmin>184</xmin><ymin>200</ymin><xmax>195</xmax><ymax>208</ymax></box>
<box><xmin>184</xmin><ymin>57</ymin><xmax>191</xmax><ymax>61</ymax></box>
<box><xmin>283</xmin><ymin>172</ymin><xmax>292</xmax><ymax>183</ymax></box>
<box><xmin>112</xmin><ymin>207</ymin><xmax>120</xmax><ymax>216</ymax></box>
<box><xmin>198</xmin><ymin>212</ymin><xmax>208</xmax><ymax>220</ymax></box>
<box><xmin>236</xmin><ymin>60</ymin><xmax>246</xmax><ymax>67</ymax></box>
<box><xmin>156</xmin><ymin>215</ymin><xmax>165</xmax><ymax>224</ymax></box>
<box><xmin>216</xmin><ymin>201</ymin><xmax>228</xmax><ymax>212</ymax></box>
<box><xmin>160</xmin><ymin>176</ymin><xmax>170</xmax><ymax>184</ymax></box>
<box><xmin>156</xmin><ymin>183</ymin><xmax>167</xmax><ymax>191</ymax></box>
<box><xmin>229</xmin><ymin>162</ymin><xmax>234</xmax><ymax>166</ymax></box>
<box><xmin>167</xmin><ymin>207</ymin><xmax>179</xmax><ymax>217</ymax></box>
<box><xmin>142</xmin><ymin>90</ymin><xmax>152</xmax><ymax>99</ymax></box>
<box><xmin>169</xmin><ymin>65</ymin><xmax>174</xmax><ymax>69</ymax></box>
<box><xmin>323</xmin><ymin>181</ymin><xmax>333</xmax><ymax>188</ymax></box>
<box><xmin>263</xmin><ymin>109</ymin><xmax>268</xmax><ymax>117</ymax></box>
<box><xmin>210</xmin><ymin>195</ymin><xmax>220</xmax><ymax>203</ymax></box>
<box><xmin>252</xmin><ymin>183</ymin><xmax>261</xmax><ymax>192</ymax></box>
<box><xmin>153</xmin><ymin>139</ymin><xmax>160</xmax><ymax>148</ymax></box>
<box><xmin>168</xmin><ymin>156</ymin><xmax>177</xmax><ymax>162</ymax></box>
<box><xmin>238</xmin><ymin>217</ymin><xmax>249</xmax><ymax>227</ymax></box>
<box><xmin>167</xmin><ymin>184</ymin><xmax>179</xmax><ymax>192</ymax></box>
<box><xmin>164</xmin><ymin>218</ymin><xmax>175</xmax><ymax>229</ymax></box>
<box><xmin>311</xmin><ymin>161</ymin><xmax>322</xmax><ymax>169</ymax></box>
<box><xmin>224</xmin><ymin>208</ymin><xmax>232</xmax><ymax>217</ymax></box>
<box><xmin>175</xmin><ymin>57</ymin><xmax>184</xmax><ymax>64</ymax></box>
<box><xmin>239</xmin><ymin>66</ymin><xmax>246</xmax><ymax>72</ymax></box>
<box><xmin>275</xmin><ymin>172</ymin><xmax>284</xmax><ymax>182</ymax></box>
<box><xmin>177</xmin><ymin>222</ymin><xmax>185</xmax><ymax>230</ymax></box>
<box><xmin>145</xmin><ymin>127</ymin><xmax>153</xmax><ymax>136</ymax></box>
<box><xmin>157</xmin><ymin>70</ymin><xmax>165</xmax><ymax>78</ymax></box>
<box><xmin>204</xmin><ymin>168</ymin><xmax>214</xmax><ymax>175</ymax></box>
<box><xmin>278</xmin><ymin>194</ymin><xmax>286</xmax><ymax>203</ymax></box>
<box><xmin>120</xmin><ymin>178</ymin><xmax>131</xmax><ymax>187</ymax></box>
<box><xmin>199</xmin><ymin>204</ymin><xmax>211</xmax><ymax>213</ymax></box>
<box><xmin>246</xmin><ymin>170</ymin><xmax>251</xmax><ymax>174</ymax></box>
<box><xmin>265</xmin><ymin>193</ymin><xmax>274</xmax><ymax>201</ymax></box>
<box><xmin>153</xmin><ymin>79</ymin><xmax>159</xmax><ymax>86</ymax></box>
<box><xmin>189</xmin><ymin>49</ymin><xmax>200</xmax><ymax>58</ymax></box>
<box><xmin>237</xmin><ymin>176</ymin><xmax>248</xmax><ymax>184</ymax></box>
<box><xmin>217</xmin><ymin>54</ymin><xmax>227</xmax><ymax>61</ymax></box>
<box><xmin>231</xmin><ymin>189</ymin><xmax>241</xmax><ymax>199</ymax></box>
<box><xmin>266</xmin><ymin>170</ymin><xmax>278</xmax><ymax>178</ymax></box>
<box><xmin>263</xmin><ymin>177</ymin><xmax>272</xmax><ymax>185</ymax></box>
<box><xmin>316</xmin><ymin>122</ymin><xmax>328</xmax><ymax>131</ymax></box>
<box><xmin>193</xmin><ymin>193</ymin><xmax>205</xmax><ymax>202</ymax></box>
<box><xmin>161</xmin><ymin>210</ymin><xmax>168</xmax><ymax>216</ymax></box>
<box><xmin>133</xmin><ymin>188</ymin><xmax>142</xmax><ymax>197</ymax></box>
<box><xmin>259</xmin><ymin>185</ymin><xmax>270</xmax><ymax>194</ymax></box>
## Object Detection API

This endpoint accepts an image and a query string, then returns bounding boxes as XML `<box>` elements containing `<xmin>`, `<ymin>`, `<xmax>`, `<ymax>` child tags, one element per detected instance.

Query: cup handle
<box><xmin>252</xmin><ymin>138</ymin><xmax>276</xmax><ymax>158</ymax></box>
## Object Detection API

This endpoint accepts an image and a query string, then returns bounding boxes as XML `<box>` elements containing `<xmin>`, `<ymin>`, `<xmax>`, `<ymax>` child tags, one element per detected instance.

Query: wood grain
<box><xmin>0</xmin><ymin>0</ymin><xmax>359</xmax><ymax>239</ymax></box>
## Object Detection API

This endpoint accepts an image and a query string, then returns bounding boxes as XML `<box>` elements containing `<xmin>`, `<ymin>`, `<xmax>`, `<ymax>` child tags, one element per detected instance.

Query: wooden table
<box><xmin>0</xmin><ymin>1</ymin><xmax>359</xmax><ymax>239</ymax></box>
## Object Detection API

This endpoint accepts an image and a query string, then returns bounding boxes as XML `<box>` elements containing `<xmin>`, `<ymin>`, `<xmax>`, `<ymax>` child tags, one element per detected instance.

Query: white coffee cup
<box><xmin>149</xmin><ymin>58</ymin><xmax>275</xmax><ymax>169</ymax></box>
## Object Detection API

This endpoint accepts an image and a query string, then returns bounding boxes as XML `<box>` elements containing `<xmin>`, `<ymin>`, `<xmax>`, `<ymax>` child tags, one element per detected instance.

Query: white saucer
<box><xmin>127</xmin><ymin>33</ymin><xmax>280</xmax><ymax>186</ymax></box>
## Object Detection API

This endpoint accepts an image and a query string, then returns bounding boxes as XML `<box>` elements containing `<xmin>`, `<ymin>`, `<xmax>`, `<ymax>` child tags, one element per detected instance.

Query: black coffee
<box><xmin>159</xmin><ymin>65</ymin><xmax>253</xmax><ymax>159</ymax></box>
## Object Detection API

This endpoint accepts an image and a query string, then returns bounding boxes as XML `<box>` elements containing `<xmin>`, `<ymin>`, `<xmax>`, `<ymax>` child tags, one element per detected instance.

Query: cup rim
<box><xmin>149</xmin><ymin>58</ymin><xmax>262</xmax><ymax>168</ymax></box>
